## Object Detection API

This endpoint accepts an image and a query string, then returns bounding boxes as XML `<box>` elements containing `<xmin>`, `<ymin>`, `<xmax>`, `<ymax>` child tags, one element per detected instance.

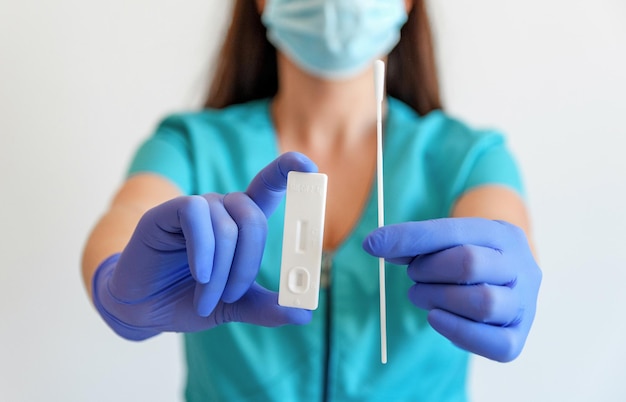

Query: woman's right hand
<box><xmin>92</xmin><ymin>152</ymin><xmax>316</xmax><ymax>341</ymax></box>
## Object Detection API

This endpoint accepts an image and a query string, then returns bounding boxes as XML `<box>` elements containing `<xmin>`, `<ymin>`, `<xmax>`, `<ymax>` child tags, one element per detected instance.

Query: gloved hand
<box><xmin>93</xmin><ymin>152</ymin><xmax>316</xmax><ymax>341</ymax></box>
<box><xmin>363</xmin><ymin>218</ymin><xmax>542</xmax><ymax>362</ymax></box>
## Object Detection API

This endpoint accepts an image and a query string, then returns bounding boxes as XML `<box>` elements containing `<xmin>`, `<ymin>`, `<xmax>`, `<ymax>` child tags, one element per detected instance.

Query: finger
<box><xmin>221</xmin><ymin>192</ymin><xmax>268</xmax><ymax>303</ymax></box>
<box><xmin>114</xmin><ymin>196</ymin><xmax>215</xmax><ymax>301</ymax></box>
<box><xmin>427</xmin><ymin>309</ymin><xmax>525</xmax><ymax>362</ymax></box>
<box><xmin>177</xmin><ymin>196</ymin><xmax>216</xmax><ymax>284</ymax></box>
<box><xmin>407</xmin><ymin>245</ymin><xmax>516</xmax><ymax>285</ymax></box>
<box><xmin>362</xmin><ymin>218</ymin><xmax>510</xmax><ymax>260</ymax></box>
<box><xmin>383</xmin><ymin>256</ymin><xmax>415</xmax><ymax>266</ymax></box>
<box><xmin>179</xmin><ymin>283</ymin><xmax>312</xmax><ymax>331</ymax></box>
<box><xmin>193</xmin><ymin>194</ymin><xmax>238</xmax><ymax>316</ymax></box>
<box><xmin>220</xmin><ymin>283</ymin><xmax>313</xmax><ymax>327</ymax></box>
<box><xmin>246</xmin><ymin>152</ymin><xmax>317</xmax><ymax>218</ymax></box>
<box><xmin>408</xmin><ymin>283</ymin><xmax>522</xmax><ymax>326</ymax></box>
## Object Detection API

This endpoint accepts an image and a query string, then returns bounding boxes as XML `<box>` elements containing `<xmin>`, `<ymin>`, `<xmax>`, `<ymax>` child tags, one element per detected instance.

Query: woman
<box><xmin>82</xmin><ymin>0</ymin><xmax>542</xmax><ymax>400</ymax></box>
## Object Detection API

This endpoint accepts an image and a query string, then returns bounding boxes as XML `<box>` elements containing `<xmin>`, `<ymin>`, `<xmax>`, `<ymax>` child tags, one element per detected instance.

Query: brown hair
<box><xmin>205</xmin><ymin>0</ymin><xmax>442</xmax><ymax>115</ymax></box>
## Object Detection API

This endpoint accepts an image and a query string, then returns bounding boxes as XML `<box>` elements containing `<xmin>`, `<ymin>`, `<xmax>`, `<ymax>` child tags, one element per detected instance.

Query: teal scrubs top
<box><xmin>128</xmin><ymin>97</ymin><xmax>524</xmax><ymax>401</ymax></box>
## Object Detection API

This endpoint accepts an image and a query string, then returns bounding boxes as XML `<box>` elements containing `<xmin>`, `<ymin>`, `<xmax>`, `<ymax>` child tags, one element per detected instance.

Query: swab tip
<box><xmin>374</xmin><ymin>60</ymin><xmax>385</xmax><ymax>103</ymax></box>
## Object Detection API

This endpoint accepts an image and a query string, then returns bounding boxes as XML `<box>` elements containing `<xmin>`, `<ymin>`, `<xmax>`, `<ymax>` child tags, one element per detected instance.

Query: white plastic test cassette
<box><xmin>278</xmin><ymin>171</ymin><xmax>328</xmax><ymax>310</ymax></box>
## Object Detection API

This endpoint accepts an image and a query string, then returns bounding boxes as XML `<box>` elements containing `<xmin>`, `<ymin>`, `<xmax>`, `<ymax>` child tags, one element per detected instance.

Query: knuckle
<box><xmin>214</xmin><ymin>302</ymin><xmax>240</xmax><ymax>325</ymax></box>
<box><xmin>408</xmin><ymin>285</ymin><xmax>429</xmax><ymax>309</ymax></box>
<box><xmin>245</xmin><ymin>206</ymin><xmax>268</xmax><ymax>229</ymax></box>
<box><xmin>505</xmin><ymin>221</ymin><xmax>527</xmax><ymax>242</ymax></box>
<box><xmin>238</xmin><ymin>212</ymin><xmax>268</xmax><ymax>239</ymax></box>
<box><xmin>227</xmin><ymin>193</ymin><xmax>267</xmax><ymax>226</ymax></box>
<box><xmin>180</xmin><ymin>195</ymin><xmax>207</xmax><ymax>215</ymax></box>
<box><xmin>532</xmin><ymin>264</ymin><xmax>543</xmax><ymax>285</ymax></box>
<box><xmin>203</xmin><ymin>192</ymin><xmax>223</xmax><ymax>203</ymax></box>
<box><xmin>495</xmin><ymin>220</ymin><xmax>527</xmax><ymax>248</ymax></box>
<box><xmin>475</xmin><ymin>285</ymin><xmax>497</xmax><ymax>321</ymax></box>
<box><xmin>459</xmin><ymin>245</ymin><xmax>479</xmax><ymax>283</ymax></box>
<box><xmin>218</xmin><ymin>220</ymin><xmax>239</xmax><ymax>242</ymax></box>
<box><xmin>168</xmin><ymin>196</ymin><xmax>209</xmax><ymax>228</ymax></box>
<box><xmin>496</xmin><ymin>331</ymin><xmax>523</xmax><ymax>362</ymax></box>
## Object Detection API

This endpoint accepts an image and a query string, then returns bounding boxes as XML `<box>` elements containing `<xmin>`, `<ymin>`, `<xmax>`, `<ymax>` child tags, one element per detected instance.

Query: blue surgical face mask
<box><xmin>262</xmin><ymin>0</ymin><xmax>408</xmax><ymax>80</ymax></box>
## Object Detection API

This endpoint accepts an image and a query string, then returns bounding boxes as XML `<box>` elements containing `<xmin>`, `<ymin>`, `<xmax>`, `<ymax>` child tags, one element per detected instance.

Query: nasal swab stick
<box><xmin>374</xmin><ymin>60</ymin><xmax>387</xmax><ymax>364</ymax></box>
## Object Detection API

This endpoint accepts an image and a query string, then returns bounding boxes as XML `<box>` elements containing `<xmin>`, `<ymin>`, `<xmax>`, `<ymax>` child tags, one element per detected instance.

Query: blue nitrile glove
<box><xmin>92</xmin><ymin>152</ymin><xmax>316</xmax><ymax>341</ymax></box>
<box><xmin>363</xmin><ymin>218</ymin><xmax>542</xmax><ymax>362</ymax></box>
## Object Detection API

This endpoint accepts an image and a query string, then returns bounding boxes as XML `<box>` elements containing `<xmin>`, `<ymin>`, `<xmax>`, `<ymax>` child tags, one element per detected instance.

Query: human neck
<box><xmin>271</xmin><ymin>54</ymin><xmax>381</xmax><ymax>151</ymax></box>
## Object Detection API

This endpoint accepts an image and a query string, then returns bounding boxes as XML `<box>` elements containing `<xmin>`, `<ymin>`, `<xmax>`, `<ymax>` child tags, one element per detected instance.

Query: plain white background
<box><xmin>1</xmin><ymin>0</ymin><xmax>624</xmax><ymax>400</ymax></box>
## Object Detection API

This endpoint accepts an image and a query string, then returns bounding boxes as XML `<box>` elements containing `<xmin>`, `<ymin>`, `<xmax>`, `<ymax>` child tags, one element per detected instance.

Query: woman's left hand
<box><xmin>363</xmin><ymin>218</ymin><xmax>542</xmax><ymax>362</ymax></box>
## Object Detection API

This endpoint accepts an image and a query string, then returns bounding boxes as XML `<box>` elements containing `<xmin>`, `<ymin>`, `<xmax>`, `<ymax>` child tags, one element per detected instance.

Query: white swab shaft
<box><xmin>374</xmin><ymin>60</ymin><xmax>387</xmax><ymax>364</ymax></box>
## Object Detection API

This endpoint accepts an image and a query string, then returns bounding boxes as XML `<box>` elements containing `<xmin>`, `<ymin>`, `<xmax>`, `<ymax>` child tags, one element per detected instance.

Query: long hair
<box><xmin>204</xmin><ymin>0</ymin><xmax>442</xmax><ymax>115</ymax></box>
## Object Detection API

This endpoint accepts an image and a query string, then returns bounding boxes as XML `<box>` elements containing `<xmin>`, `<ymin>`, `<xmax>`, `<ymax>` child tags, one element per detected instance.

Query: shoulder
<box><xmin>129</xmin><ymin>99</ymin><xmax>277</xmax><ymax>195</ymax></box>
<box><xmin>156</xmin><ymin>99</ymin><xmax>273</xmax><ymax>139</ymax></box>
<box><xmin>151</xmin><ymin>98</ymin><xmax>276</xmax><ymax>168</ymax></box>
<box><xmin>387</xmin><ymin>97</ymin><xmax>506</xmax><ymax>153</ymax></box>
<box><xmin>385</xmin><ymin>98</ymin><xmax>523</xmax><ymax>215</ymax></box>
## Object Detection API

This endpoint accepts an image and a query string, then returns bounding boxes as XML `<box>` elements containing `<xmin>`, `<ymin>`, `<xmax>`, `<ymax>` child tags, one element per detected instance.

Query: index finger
<box><xmin>363</xmin><ymin>218</ymin><xmax>509</xmax><ymax>259</ymax></box>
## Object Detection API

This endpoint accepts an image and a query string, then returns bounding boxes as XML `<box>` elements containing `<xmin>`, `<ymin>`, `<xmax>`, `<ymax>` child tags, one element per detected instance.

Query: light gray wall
<box><xmin>1</xmin><ymin>1</ymin><xmax>624</xmax><ymax>401</ymax></box>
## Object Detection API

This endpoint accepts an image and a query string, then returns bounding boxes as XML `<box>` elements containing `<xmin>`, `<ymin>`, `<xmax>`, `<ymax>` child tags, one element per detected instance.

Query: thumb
<box><xmin>246</xmin><ymin>152</ymin><xmax>317</xmax><ymax>218</ymax></box>
<box><xmin>222</xmin><ymin>283</ymin><xmax>313</xmax><ymax>327</ymax></box>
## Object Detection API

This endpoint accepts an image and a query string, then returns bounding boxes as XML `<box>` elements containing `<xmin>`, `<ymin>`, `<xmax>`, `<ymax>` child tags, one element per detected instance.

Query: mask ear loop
<box><xmin>374</xmin><ymin>59</ymin><xmax>387</xmax><ymax>364</ymax></box>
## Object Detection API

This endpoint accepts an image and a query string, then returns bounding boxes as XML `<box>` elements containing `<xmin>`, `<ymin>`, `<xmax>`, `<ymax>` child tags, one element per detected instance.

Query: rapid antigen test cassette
<box><xmin>278</xmin><ymin>171</ymin><xmax>328</xmax><ymax>310</ymax></box>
